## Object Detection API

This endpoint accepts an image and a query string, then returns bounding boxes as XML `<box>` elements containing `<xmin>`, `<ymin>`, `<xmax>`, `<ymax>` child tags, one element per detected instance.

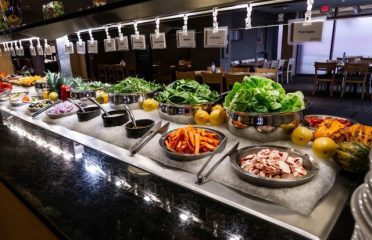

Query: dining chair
<box><xmin>207</xmin><ymin>66</ymin><xmax>223</xmax><ymax>73</ymax></box>
<box><xmin>201</xmin><ymin>72</ymin><xmax>224</xmax><ymax>93</ymax></box>
<box><xmin>229</xmin><ymin>67</ymin><xmax>249</xmax><ymax>73</ymax></box>
<box><xmin>277</xmin><ymin>60</ymin><xmax>287</xmax><ymax>84</ymax></box>
<box><xmin>255</xmin><ymin>68</ymin><xmax>277</xmax><ymax>81</ymax></box>
<box><xmin>313</xmin><ymin>62</ymin><xmax>337</xmax><ymax>96</ymax></box>
<box><xmin>97</xmin><ymin>65</ymin><xmax>108</xmax><ymax>83</ymax></box>
<box><xmin>105</xmin><ymin>65</ymin><xmax>117</xmax><ymax>83</ymax></box>
<box><xmin>270</xmin><ymin>60</ymin><xmax>279</xmax><ymax>69</ymax></box>
<box><xmin>225</xmin><ymin>73</ymin><xmax>246</xmax><ymax>91</ymax></box>
<box><xmin>175</xmin><ymin>71</ymin><xmax>196</xmax><ymax>80</ymax></box>
<box><xmin>114</xmin><ymin>65</ymin><xmax>126</xmax><ymax>81</ymax></box>
<box><xmin>283</xmin><ymin>58</ymin><xmax>295</xmax><ymax>83</ymax></box>
<box><xmin>341</xmin><ymin>63</ymin><xmax>369</xmax><ymax>99</ymax></box>
<box><xmin>262</xmin><ymin>60</ymin><xmax>271</xmax><ymax>68</ymax></box>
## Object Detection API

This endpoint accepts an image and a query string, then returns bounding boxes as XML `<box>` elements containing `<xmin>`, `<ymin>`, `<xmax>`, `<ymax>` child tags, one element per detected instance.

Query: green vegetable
<box><xmin>157</xmin><ymin>79</ymin><xmax>219</xmax><ymax>104</ymax></box>
<box><xmin>224</xmin><ymin>76</ymin><xmax>305</xmax><ymax>113</ymax></box>
<box><xmin>73</xmin><ymin>80</ymin><xmax>111</xmax><ymax>91</ymax></box>
<box><xmin>108</xmin><ymin>77</ymin><xmax>160</xmax><ymax>94</ymax></box>
<box><xmin>333</xmin><ymin>141</ymin><xmax>370</xmax><ymax>173</ymax></box>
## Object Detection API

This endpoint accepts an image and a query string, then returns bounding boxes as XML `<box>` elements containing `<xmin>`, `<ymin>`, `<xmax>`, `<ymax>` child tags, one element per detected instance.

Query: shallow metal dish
<box><xmin>158</xmin><ymin>102</ymin><xmax>214</xmax><ymax>124</ymax></box>
<box><xmin>226</xmin><ymin>107</ymin><xmax>305</xmax><ymax>142</ymax></box>
<box><xmin>159</xmin><ymin>127</ymin><xmax>226</xmax><ymax>161</ymax></box>
<box><xmin>109</xmin><ymin>91</ymin><xmax>157</xmax><ymax>110</ymax></box>
<box><xmin>70</xmin><ymin>89</ymin><xmax>97</xmax><ymax>100</ymax></box>
<box><xmin>230</xmin><ymin>145</ymin><xmax>319</xmax><ymax>188</ymax></box>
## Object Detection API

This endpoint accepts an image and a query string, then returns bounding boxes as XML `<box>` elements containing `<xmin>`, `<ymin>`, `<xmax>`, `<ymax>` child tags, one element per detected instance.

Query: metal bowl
<box><xmin>230</xmin><ymin>145</ymin><xmax>319</xmax><ymax>188</ymax></box>
<box><xmin>159</xmin><ymin>127</ymin><xmax>226</xmax><ymax>161</ymax></box>
<box><xmin>34</xmin><ymin>80</ymin><xmax>49</xmax><ymax>97</ymax></box>
<box><xmin>226</xmin><ymin>108</ymin><xmax>305</xmax><ymax>142</ymax></box>
<box><xmin>109</xmin><ymin>91</ymin><xmax>157</xmax><ymax>110</ymax></box>
<box><xmin>158</xmin><ymin>102</ymin><xmax>215</xmax><ymax>124</ymax></box>
<box><xmin>70</xmin><ymin>89</ymin><xmax>97</xmax><ymax>100</ymax></box>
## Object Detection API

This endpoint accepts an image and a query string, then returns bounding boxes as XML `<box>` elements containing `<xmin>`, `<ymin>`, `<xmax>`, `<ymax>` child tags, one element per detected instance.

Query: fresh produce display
<box><xmin>333</xmin><ymin>141</ymin><xmax>370</xmax><ymax>173</ymax></box>
<box><xmin>28</xmin><ymin>100</ymin><xmax>52</xmax><ymax>112</ymax></box>
<box><xmin>164</xmin><ymin>126</ymin><xmax>221</xmax><ymax>154</ymax></box>
<box><xmin>108</xmin><ymin>77</ymin><xmax>160</xmax><ymax>94</ymax></box>
<box><xmin>194</xmin><ymin>109</ymin><xmax>210</xmax><ymax>125</ymax></box>
<box><xmin>345</xmin><ymin>124</ymin><xmax>372</xmax><ymax>147</ymax></box>
<box><xmin>224</xmin><ymin>76</ymin><xmax>305</xmax><ymax>113</ymax></box>
<box><xmin>311</xmin><ymin>137</ymin><xmax>337</xmax><ymax>158</ymax></box>
<box><xmin>42</xmin><ymin>1</ymin><xmax>64</xmax><ymax>20</ymax></box>
<box><xmin>96</xmin><ymin>90</ymin><xmax>109</xmax><ymax>104</ymax></box>
<box><xmin>142</xmin><ymin>98</ymin><xmax>159</xmax><ymax>112</ymax></box>
<box><xmin>304</xmin><ymin>115</ymin><xmax>353</xmax><ymax>129</ymax></box>
<box><xmin>208</xmin><ymin>105</ymin><xmax>226</xmax><ymax>126</ymax></box>
<box><xmin>157</xmin><ymin>79</ymin><xmax>219</xmax><ymax>104</ymax></box>
<box><xmin>7</xmin><ymin>75</ymin><xmax>42</xmax><ymax>87</ymax></box>
<box><xmin>239</xmin><ymin>148</ymin><xmax>307</xmax><ymax>178</ymax></box>
<box><xmin>73</xmin><ymin>80</ymin><xmax>111</xmax><ymax>91</ymax></box>
<box><xmin>291</xmin><ymin>126</ymin><xmax>313</xmax><ymax>146</ymax></box>
<box><xmin>47</xmin><ymin>101</ymin><xmax>75</xmax><ymax>115</ymax></box>
<box><xmin>0</xmin><ymin>82</ymin><xmax>12</xmax><ymax>93</ymax></box>
<box><xmin>313</xmin><ymin>119</ymin><xmax>350</xmax><ymax>143</ymax></box>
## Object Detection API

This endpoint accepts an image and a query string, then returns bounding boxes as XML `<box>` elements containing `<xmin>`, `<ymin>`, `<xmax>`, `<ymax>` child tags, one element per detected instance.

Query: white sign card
<box><xmin>104</xmin><ymin>38</ymin><xmax>116</xmax><ymax>52</ymax></box>
<box><xmin>88</xmin><ymin>40</ymin><xmax>98</xmax><ymax>54</ymax></box>
<box><xmin>44</xmin><ymin>46</ymin><xmax>52</xmax><ymax>56</ymax></box>
<box><xmin>64</xmin><ymin>42</ymin><xmax>74</xmax><ymax>54</ymax></box>
<box><xmin>176</xmin><ymin>30</ymin><xmax>196</xmax><ymax>48</ymax></box>
<box><xmin>51</xmin><ymin>46</ymin><xmax>56</xmax><ymax>54</ymax></box>
<box><xmin>204</xmin><ymin>27</ymin><xmax>228</xmax><ymax>48</ymax></box>
<box><xmin>130</xmin><ymin>35</ymin><xmax>146</xmax><ymax>50</ymax></box>
<box><xmin>36</xmin><ymin>45</ymin><xmax>44</xmax><ymax>55</ymax></box>
<box><xmin>29</xmin><ymin>46</ymin><xmax>37</xmax><ymax>56</ymax></box>
<box><xmin>116</xmin><ymin>37</ymin><xmax>129</xmax><ymax>51</ymax></box>
<box><xmin>10</xmin><ymin>48</ymin><xmax>15</xmax><ymax>56</ymax></box>
<box><xmin>76</xmin><ymin>42</ymin><xmax>86</xmax><ymax>54</ymax></box>
<box><xmin>150</xmin><ymin>33</ymin><xmax>166</xmax><ymax>49</ymax></box>
<box><xmin>288</xmin><ymin>18</ymin><xmax>324</xmax><ymax>45</ymax></box>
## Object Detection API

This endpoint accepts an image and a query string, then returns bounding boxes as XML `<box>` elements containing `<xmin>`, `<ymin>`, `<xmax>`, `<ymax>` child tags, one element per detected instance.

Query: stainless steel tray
<box><xmin>230</xmin><ymin>145</ymin><xmax>319</xmax><ymax>188</ymax></box>
<box><xmin>70</xmin><ymin>89</ymin><xmax>97</xmax><ymax>100</ymax></box>
<box><xmin>158</xmin><ymin>127</ymin><xmax>226</xmax><ymax>161</ymax></box>
<box><xmin>109</xmin><ymin>91</ymin><xmax>156</xmax><ymax>110</ymax></box>
<box><xmin>158</xmin><ymin>102</ymin><xmax>215</xmax><ymax>124</ymax></box>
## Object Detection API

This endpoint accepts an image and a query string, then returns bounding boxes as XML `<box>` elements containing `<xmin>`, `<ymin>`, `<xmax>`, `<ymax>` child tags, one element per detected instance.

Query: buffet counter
<box><xmin>0</xmin><ymin>87</ymin><xmax>359</xmax><ymax>240</ymax></box>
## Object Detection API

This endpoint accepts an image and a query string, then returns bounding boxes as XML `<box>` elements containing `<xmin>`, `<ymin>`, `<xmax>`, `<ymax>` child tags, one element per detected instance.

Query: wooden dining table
<box><xmin>194</xmin><ymin>70</ymin><xmax>276</xmax><ymax>80</ymax></box>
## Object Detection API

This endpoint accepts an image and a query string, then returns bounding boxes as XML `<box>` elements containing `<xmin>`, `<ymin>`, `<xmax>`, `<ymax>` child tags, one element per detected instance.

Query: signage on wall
<box><xmin>131</xmin><ymin>35</ymin><xmax>146</xmax><ymax>50</ymax></box>
<box><xmin>29</xmin><ymin>46</ymin><xmax>37</xmax><ymax>56</ymax></box>
<box><xmin>116</xmin><ymin>36</ymin><xmax>129</xmax><ymax>51</ymax></box>
<box><xmin>176</xmin><ymin>30</ymin><xmax>196</xmax><ymax>48</ymax></box>
<box><xmin>204</xmin><ymin>27</ymin><xmax>228</xmax><ymax>48</ymax></box>
<box><xmin>76</xmin><ymin>42</ymin><xmax>86</xmax><ymax>54</ymax></box>
<box><xmin>88</xmin><ymin>40</ymin><xmax>98</xmax><ymax>54</ymax></box>
<box><xmin>104</xmin><ymin>38</ymin><xmax>116</xmax><ymax>52</ymax></box>
<box><xmin>150</xmin><ymin>33</ymin><xmax>166</xmax><ymax>49</ymax></box>
<box><xmin>288</xmin><ymin>18</ymin><xmax>325</xmax><ymax>44</ymax></box>
<box><xmin>64</xmin><ymin>42</ymin><xmax>74</xmax><ymax>54</ymax></box>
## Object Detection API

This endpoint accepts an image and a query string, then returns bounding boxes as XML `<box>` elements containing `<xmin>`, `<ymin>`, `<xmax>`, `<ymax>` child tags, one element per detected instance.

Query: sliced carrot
<box><xmin>194</xmin><ymin>133</ymin><xmax>200</xmax><ymax>154</ymax></box>
<box><xmin>188</xmin><ymin>131</ymin><xmax>195</xmax><ymax>147</ymax></box>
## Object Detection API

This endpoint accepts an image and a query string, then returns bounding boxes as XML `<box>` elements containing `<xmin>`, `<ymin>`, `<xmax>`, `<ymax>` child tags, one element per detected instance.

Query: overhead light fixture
<box><xmin>353</xmin><ymin>5</ymin><xmax>361</xmax><ymax>15</ymax></box>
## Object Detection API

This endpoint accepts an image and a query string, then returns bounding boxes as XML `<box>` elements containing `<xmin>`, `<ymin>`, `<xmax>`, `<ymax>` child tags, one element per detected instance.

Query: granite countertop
<box><xmin>0</xmin><ymin>121</ymin><xmax>308</xmax><ymax>240</ymax></box>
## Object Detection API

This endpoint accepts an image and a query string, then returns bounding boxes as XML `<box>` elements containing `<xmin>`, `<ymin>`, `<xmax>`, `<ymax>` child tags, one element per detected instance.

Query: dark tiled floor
<box><xmin>284</xmin><ymin>75</ymin><xmax>372</xmax><ymax>125</ymax></box>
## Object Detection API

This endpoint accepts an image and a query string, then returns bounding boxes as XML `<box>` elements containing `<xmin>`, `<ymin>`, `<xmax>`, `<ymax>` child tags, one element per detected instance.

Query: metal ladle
<box><xmin>68</xmin><ymin>98</ymin><xmax>85</xmax><ymax>112</ymax></box>
<box><xmin>123</xmin><ymin>104</ymin><xmax>137</xmax><ymax>128</ymax></box>
<box><xmin>88</xmin><ymin>97</ymin><xmax>110</xmax><ymax>116</ymax></box>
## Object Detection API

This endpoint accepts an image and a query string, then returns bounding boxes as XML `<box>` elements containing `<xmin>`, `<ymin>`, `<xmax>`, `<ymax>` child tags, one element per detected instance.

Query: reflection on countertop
<box><xmin>0</xmin><ymin>114</ymin><xmax>306</xmax><ymax>240</ymax></box>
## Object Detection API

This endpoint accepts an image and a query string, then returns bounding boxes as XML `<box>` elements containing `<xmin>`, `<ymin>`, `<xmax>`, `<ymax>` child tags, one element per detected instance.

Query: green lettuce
<box><xmin>224</xmin><ymin>76</ymin><xmax>305</xmax><ymax>113</ymax></box>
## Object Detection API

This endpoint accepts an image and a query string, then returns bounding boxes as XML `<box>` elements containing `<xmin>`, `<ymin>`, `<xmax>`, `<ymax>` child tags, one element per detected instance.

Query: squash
<box><xmin>313</xmin><ymin>119</ymin><xmax>346</xmax><ymax>143</ymax></box>
<box><xmin>346</xmin><ymin>124</ymin><xmax>372</xmax><ymax>147</ymax></box>
<box><xmin>333</xmin><ymin>141</ymin><xmax>370</xmax><ymax>173</ymax></box>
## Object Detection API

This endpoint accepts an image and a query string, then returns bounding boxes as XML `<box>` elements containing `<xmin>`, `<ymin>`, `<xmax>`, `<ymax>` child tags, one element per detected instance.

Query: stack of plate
<box><xmin>350</xmin><ymin>151</ymin><xmax>372</xmax><ymax>240</ymax></box>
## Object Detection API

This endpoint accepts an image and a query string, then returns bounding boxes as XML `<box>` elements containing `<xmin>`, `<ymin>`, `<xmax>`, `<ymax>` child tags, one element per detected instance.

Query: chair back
<box><xmin>201</xmin><ymin>72</ymin><xmax>224</xmax><ymax>93</ymax></box>
<box><xmin>225</xmin><ymin>73</ymin><xmax>246</xmax><ymax>91</ymax></box>
<box><xmin>207</xmin><ymin>66</ymin><xmax>223</xmax><ymax>72</ymax></box>
<box><xmin>314</xmin><ymin>62</ymin><xmax>337</xmax><ymax>72</ymax></box>
<box><xmin>229</xmin><ymin>67</ymin><xmax>249</xmax><ymax>73</ymax></box>
<box><xmin>344</xmin><ymin>63</ymin><xmax>369</xmax><ymax>76</ymax></box>
<box><xmin>262</xmin><ymin>61</ymin><xmax>271</xmax><ymax>68</ymax></box>
<box><xmin>287</xmin><ymin>58</ymin><xmax>295</xmax><ymax>72</ymax></box>
<box><xmin>270</xmin><ymin>60</ymin><xmax>279</xmax><ymax>69</ymax></box>
<box><xmin>278</xmin><ymin>60</ymin><xmax>286</xmax><ymax>71</ymax></box>
<box><xmin>241</xmin><ymin>58</ymin><xmax>255</xmax><ymax>64</ymax></box>
<box><xmin>175</xmin><ymin>71</ymin><xmax>196</xmax><ymax>80</ymax></box>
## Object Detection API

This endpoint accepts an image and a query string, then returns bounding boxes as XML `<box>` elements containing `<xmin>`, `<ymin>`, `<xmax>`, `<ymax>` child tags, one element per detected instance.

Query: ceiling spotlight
<box><xmin>353</xmin><ymin>5</ymin><xmax>361</xmax><ymax>15</ymax></box>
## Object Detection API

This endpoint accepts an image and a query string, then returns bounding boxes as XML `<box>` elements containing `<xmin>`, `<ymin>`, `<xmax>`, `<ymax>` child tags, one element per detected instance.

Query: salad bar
<box><xmin>0</xmin><ymin>74</ymin><xmax>370</xmax><ymax>239</ymax></box>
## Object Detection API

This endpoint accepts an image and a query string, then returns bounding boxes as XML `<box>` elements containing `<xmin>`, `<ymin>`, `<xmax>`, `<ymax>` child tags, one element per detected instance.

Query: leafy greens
<box><xmin>157</xmin><ymin>79</ymin><xmax>219</xmax><ymax>104</ymax></box>
<box><xmin>224</xmin><ymin>76</ymin><xmax>305</xmax><ymax>113</ymax></box>
<box><xmin>108</xmin><ymin>77</ymin><xmax>160</xmax><ymax>94</ymax></box>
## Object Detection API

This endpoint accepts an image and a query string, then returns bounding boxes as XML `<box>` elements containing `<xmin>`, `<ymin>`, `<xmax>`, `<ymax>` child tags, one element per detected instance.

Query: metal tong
<box><xmin>196</xmin><ymin>141</ymin><xmax>240</xmax><ymax>184</ymax></box>
<box><xmin>32</xmin><ymin>100</ymin><xmax>62</xmax><ymax>118</ymax></box>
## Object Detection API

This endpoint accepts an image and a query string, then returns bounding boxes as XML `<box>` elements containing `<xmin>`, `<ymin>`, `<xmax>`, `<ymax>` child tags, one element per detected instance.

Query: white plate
<box><xmin>358</xmin><ymin>188</ymin><xmax>372</xmax><ymax>229</ymax></box>
<box><xmin>361</xmin><ymin>188</ymin><xmax>372</xmax><ymax>220</ymax></box>
<box><xmin>351</xmin><ymin>185</ymin><xmax>372</xmax><ymax>240</ymax></box>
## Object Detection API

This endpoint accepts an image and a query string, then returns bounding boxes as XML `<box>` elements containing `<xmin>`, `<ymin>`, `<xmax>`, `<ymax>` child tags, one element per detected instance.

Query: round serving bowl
<box><xmin>158</xmin><ymin>102</ymin><xmax>215</xmax><ymax>124</ymax></box>
<box><xmin>230</xmin><ymin>145</ymin><xmax>319</xmax><ymax>188</ymax></box>
<box><xmin>158</xmin><ymin>127</ymin><xmax>226</xmax><ymax>161</ymax></box>
<box><xmin>70</xmin><ymin>89</ymin><xmax>97</xmax><ymax>100</ymax></box>
<box><xmin>101</xmin><ymin>110</ymin><xmax>129</xmax><ymax>127</ymax></box>
<box><xmin>226</xmin><ymin>108</ymin><xmax>304</xmax><ymax>142</ymax></box>
<box><xmin>124</xmin><ymin>119</ymin><xmax>155</xmax><ymax>138</ymax></box>
<box><xmin>109</xmin><ymin>91</ymin><xmax>157</xmax><ymax>110</ymax></box>
<box><xmin>76</xmin><ymin>106</ymin><xmax>101</xmax><ymax>122</ymax></box>
<box><xmin>34</xmin><ymin>80</ymin><xmax>49</xmax><ymax>97</ymax></box>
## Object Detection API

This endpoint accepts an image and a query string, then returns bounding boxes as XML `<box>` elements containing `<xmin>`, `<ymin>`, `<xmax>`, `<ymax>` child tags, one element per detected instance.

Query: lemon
<box><xmin>42</xmin><ymin>90</ymin><xmax>50</xmax><ymax>100</ymax></box>
<box><xmin>142</xmin><ymin>98</ymin><xmax>159</xmax><ymax>112</ymax></box>
<box><xmin>96</xmin><ymin>92</ymin><xmax>108</xmax><ymax>104</ymax></box>
<box><xmin>312</xmin><ymin>137</ymin><xmax>337</xmax><ymax>159</ymax></box>
<box><xmin>212</xmin><ymin>104</ymin><xmax>224</xmax><ymax>111</ymax></box>
<box><xmin>49</xmin><ymin>92</ymin><xmax>59</xmax><ymax>101</ymax></box>
<box><xmin>291</xmin><ymin>126</ymin><xmax>313</xmax><ymax>146</ymax></box>
<box><xmin>194</xmin><ymin>109</ymin><xmax>209</xmax><ymax>125</ymax></box>
<box><xmin>209</xmin><ymin>109</ymin><xmax>226</xmax><ymax>126</ymax></box>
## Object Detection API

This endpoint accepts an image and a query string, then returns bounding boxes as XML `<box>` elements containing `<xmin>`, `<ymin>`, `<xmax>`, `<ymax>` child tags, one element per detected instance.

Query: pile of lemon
<box><xmin>194</xmin><ymin>105</ymin><xmax>226</xmax><ymax>126</ymax></box>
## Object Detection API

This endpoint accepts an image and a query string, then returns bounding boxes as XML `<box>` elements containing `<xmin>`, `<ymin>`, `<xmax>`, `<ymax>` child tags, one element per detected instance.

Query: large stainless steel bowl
<box><xmin>226</xmin><ymin>108</ymin><xmax>304</xmax><ymax>142</ymax></box>
<box><xmin>34</xmin><ymin>80</ymin><xmax>49</xmax><ymax>97</ymax></box>
<box><xmin>230</xmin><ymin>145</ymin><xmax>319</xmax><ymax>188</ymax></box>
<box><xmin>70</xmin><ymin>89</ymin><xmax>97</xmax><ymax>100</ymax></box>
<box><xmin>158</xmin><ymin>102</ymin><xmax>215</xmax><ymax>124</ymax></box>
<box><xmin>109</xmin><ymin>91</ymin><xmax>157</xmax><ymax>110</ymax></box>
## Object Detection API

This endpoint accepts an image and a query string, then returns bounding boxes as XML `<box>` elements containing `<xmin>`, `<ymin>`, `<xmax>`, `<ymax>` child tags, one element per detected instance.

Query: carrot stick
<box><xmin>188</xmin><ymin>131</ymin><xmax>195</xmax><ymax>147</ymax></box>
<box><xmin>165</xmin><ymin>140</ymin><xmax>171</xmax><ymax>150</ymax></box>
<box><xmin>194</xmin><ymin>133</ymin><xmax>200</xmax><ymax>154</ymax></box>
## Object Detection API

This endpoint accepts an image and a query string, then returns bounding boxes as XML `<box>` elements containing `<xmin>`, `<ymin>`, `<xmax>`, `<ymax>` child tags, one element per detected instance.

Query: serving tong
<box><xmin>32</xmin><ymin>100</ymin><xmax>62</xmax><ymax>118</ymax></box>
<box><xmin>196</xmin><ymin>141</ymin><xmax>240</xmax><ymax>185</ymax></box>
